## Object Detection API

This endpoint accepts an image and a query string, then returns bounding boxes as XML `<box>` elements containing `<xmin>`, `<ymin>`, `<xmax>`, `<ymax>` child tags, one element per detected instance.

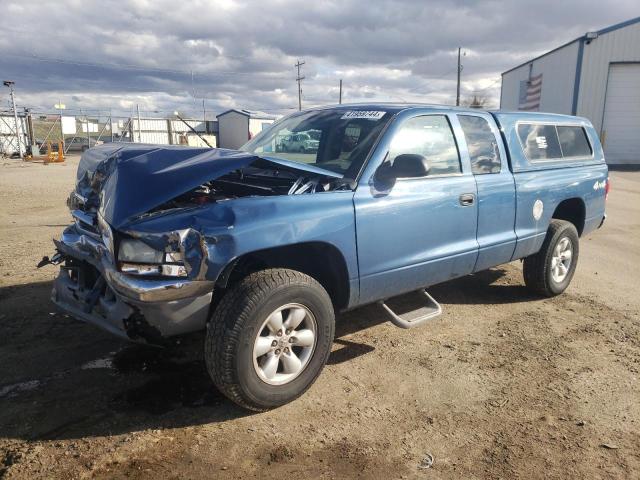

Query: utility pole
<box><xmin>339</xmin><ymin>79</ymin><xmax>343</xmax><ymax>104</ymax></box>
<box><xmin>3</xmin><ymin>80</ymin><xmax>23</xmax><ymax>159</ymax></box>
<box><xmin>456</xmin><ymin>47</ymin><xmax>462</xmax><ymax>107</ymax></box>
<box><xmin>85</xmin><ymin>109</ymin><xmax>90</xmax><ymax>147</ymax></box>
<box><xmin>295</xmin><ymin>60</ymin><xmax>305</xmax><ymax>111</ymax></box>
<box><xmin>136</xmin><ymin>103</ymin><xmax>141</xmax><ymax>142</ymax></box>
<box><xmin>55</xmin><ymin>100</ymin><xmax>65</xmax><ymax>148</ymax></box>
<box><xmin>202</xmin><ymin>98</ymin><xmax>206</xmax><ymax>130</ymax></box>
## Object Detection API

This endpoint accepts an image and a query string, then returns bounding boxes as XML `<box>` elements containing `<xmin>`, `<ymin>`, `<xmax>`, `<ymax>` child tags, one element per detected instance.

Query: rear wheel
<box><xmin>523</xmin><ymin>219</ymin><xmax>579</xmax><ymax>297</ymax></box>
<box><xmin>205</xmin><ymin>268</ymin><xmax>335</xmax><ymax>411</ymax></box>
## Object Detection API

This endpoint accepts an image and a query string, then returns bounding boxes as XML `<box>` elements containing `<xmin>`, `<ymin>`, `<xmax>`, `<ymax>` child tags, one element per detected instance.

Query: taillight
<box><xmin>605</xmin><ymin>177</ymin><xmax>611</xmax><ymax>200</ymax></box>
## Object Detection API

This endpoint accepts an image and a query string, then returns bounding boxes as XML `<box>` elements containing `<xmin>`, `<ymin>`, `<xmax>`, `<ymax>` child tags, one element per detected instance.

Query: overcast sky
<box><xmin>0</xmin><ymin>0</ymin><xmax>637</xmax><ymax>118</ymax></box>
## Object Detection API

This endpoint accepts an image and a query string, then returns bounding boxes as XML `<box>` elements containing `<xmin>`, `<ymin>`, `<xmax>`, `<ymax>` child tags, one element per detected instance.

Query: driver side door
<box><xmin>354</xmin><ymin>113</ymin><xmax>479</xmax><ymax>304</ymax></box>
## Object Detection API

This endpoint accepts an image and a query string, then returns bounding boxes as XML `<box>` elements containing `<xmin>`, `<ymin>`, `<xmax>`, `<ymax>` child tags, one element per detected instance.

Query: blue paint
<box><xmin>53</xmin><ymin>104</ymin><xmax>609</xmax><ymax>340</ymax></box>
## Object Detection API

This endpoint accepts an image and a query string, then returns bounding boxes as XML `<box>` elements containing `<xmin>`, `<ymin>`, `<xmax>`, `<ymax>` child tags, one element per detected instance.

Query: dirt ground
<box><xmin>0</xmin><ymin>155</ymin><xmax>638</xmax><ymax>479</ymax></box>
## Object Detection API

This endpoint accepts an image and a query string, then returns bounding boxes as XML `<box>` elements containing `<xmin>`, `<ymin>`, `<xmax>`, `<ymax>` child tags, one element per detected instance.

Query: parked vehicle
<box><xmin>64</xmin><ymin>137</ymin><xmax>102</xmax><ymax>152</ymax></box>
<box><xmin>278</xmin><ymin>132</ymin><xmax>320</xmax><ymax>153</ymax></box>
<box><xmin>36</xmin><ymin>137</ymin><xmax>104</xmax><ymax>155</ymax></box>
<box><xmin>43</xmin><ymin>104</ymin><xmax>608</xmax><ymax>411</ymax></box>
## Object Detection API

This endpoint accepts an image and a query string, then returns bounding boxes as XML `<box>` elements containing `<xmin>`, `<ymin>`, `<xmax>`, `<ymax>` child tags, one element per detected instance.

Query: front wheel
<box><xmin>523</xmin><ymin>219</ymin><xmax>579</xmax><ymax>297</ymax></box>
<box><xmin>205</xmin><ymin>269</ymin><xmax>335</xmax><ymax>411</ymax></box>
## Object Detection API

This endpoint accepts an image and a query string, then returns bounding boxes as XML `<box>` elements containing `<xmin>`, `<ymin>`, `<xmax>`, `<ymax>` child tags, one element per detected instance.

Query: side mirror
<box><xmin>376</xmin><ymin>153</ymin><xmax>429</xmax><ymax>183</ymax></box>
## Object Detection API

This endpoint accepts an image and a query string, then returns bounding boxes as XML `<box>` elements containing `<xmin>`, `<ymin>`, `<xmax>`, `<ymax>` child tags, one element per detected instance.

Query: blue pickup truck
<box><xmin>45</xmin><ymin>104</ymin><xmax>608</xmax><ymax>410</ymax></box>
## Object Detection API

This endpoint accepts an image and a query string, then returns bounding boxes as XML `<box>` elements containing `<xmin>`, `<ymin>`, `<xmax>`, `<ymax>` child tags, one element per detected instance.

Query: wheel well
<box><xmin>552</xmin><ymin>198</ymin><xmax>585</xmax><ymax>236</ymax></box>
<box><xmin>216</xmin><ymin>242</ymin><xmax>351</xmax><ymax>311</ymax></box>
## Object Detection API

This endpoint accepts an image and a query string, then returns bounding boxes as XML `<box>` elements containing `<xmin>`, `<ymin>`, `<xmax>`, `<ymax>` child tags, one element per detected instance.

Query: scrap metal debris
<box><xmin>417</xmin><ymin>453</ymin><xmax>434</xmax><ymax>469</ymax></box>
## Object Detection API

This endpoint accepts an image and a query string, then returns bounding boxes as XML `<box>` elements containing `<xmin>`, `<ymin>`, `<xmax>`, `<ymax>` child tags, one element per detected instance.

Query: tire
<box><xmin>205</xmin><ymin>268</ymin><xmax>335</xmax><ymax>411</ymax></box>
<box><xmin>523</xmin><ymin>219</ymin><xmax>579</xmax><ymax>297</ymax></box>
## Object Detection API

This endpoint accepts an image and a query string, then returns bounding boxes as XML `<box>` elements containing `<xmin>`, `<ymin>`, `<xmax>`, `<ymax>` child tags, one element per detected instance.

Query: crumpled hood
<box><xmin>74</xmin><ymin>144</ymin><xmax>339</xmax><ymax>229</ymax></box>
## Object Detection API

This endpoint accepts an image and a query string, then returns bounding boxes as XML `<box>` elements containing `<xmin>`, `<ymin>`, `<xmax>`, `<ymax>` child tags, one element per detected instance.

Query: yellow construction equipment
<box><xmin>44</xmin><ymin>140</ymin><xmax>65</xmax><ymax>163</ymax></box>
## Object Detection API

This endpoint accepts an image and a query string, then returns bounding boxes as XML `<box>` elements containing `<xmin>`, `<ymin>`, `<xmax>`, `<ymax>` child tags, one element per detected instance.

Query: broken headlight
<box><xmin>118</xmin><ymin>239</ymin><xmax>164</xmax><ymax>264</ymax></box>
<box><xmin>117</xmin><ymin>239</ymin><xmax>187</xmax><ymax>277</ymax></box>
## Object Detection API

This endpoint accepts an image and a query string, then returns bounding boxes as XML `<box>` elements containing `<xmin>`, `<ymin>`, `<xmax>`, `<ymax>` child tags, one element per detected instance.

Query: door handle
<box><xmin>459</xmin><ymin>193</ymin><xmax>475</xmax><ymax>206</ymax></box>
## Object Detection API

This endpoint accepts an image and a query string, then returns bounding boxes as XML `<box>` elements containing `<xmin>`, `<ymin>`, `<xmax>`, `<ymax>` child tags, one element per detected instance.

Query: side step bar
<box><xmin>380</xmin><ymin>290</ymin><xmax>442</xmax><ymax>329</ymax></box>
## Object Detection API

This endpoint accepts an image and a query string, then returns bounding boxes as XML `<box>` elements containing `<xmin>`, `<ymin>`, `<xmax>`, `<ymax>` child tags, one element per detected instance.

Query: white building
<box><xmin>216</xmin><ymin>109</ymin><xmax>277</xmax><ymax>149</ymax></box>
<box><xmin>500</xmin><ymin>17</ymin><xmax>640</xmax><ymax>165</ymax></box>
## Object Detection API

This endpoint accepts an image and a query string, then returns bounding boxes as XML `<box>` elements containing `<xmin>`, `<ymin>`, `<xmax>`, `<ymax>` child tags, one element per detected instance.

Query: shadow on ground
<box><xmin>0</xmin><ymin>267</ymin><xmax>540</xmax><ymax>441</ymax></box>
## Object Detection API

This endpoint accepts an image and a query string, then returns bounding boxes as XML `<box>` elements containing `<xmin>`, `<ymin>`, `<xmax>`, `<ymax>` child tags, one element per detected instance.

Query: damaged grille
<box><xmin>59</xmin><ymin>257</ymin><xmax>115</xmax><ymax>314</ymax></box>
<box><xmin>71</xmin><ymin>209</ymin><xmax>100</xmax><ymax>238</ymax></box>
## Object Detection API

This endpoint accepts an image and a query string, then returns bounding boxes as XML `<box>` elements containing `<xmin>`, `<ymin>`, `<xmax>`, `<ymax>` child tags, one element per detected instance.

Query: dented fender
<box><xmin>119</xmin><ymin>191</ymin><xmax>360</xmax><ymax>295</ymax></box>
<box><xmin>55</xmin><ymin>224</ymin><xmax>214</xmax><ymax>303</ymax></box>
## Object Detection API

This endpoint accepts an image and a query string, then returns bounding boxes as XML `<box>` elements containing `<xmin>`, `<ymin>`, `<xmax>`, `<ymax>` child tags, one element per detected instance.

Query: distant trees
<box><xmin>464</xmin><ymin>95</ymin><xmax>488</xmax><ymax>109</ymax></box>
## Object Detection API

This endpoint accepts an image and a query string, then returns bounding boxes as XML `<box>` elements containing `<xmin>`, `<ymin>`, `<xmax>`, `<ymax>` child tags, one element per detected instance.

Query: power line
<box><xmin>470</xmin><ymin>77</ymin><xmax>501</xmax><ymax>94</ymax></box>
<box><xmin>407</xmin><ymin>67</ymin><xmax>459</xmax><ymax>93</ymax></box>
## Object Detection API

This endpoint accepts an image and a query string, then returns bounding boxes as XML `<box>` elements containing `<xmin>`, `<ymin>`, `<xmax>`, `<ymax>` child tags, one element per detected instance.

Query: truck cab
<box><xmin>45</xmin><ymin>104</ymin><xmax>608</xmax><ymax>411</ymax></box>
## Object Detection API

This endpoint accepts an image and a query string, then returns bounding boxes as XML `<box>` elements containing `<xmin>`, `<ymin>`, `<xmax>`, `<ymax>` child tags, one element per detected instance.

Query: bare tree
<box><xmin>464</xmin><ymin>95</ymin><xmax>488</xmax><ymax>109</ymax></box>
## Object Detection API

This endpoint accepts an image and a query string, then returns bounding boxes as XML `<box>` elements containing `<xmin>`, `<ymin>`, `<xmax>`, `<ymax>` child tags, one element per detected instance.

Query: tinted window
<box><xmin>557</xmin><ymin>126</ymin><xmax>592</xmax><ymax>157</ymax></box>
<box><xmin>517</xmin><ymin>123</ymin><xmax>562</xmax><ymax>160</ymax></box>
<box><xmin>458</xmin><ymin>115</ymin><xmax>501</xmax><ymax>174</ymax></box>
<box><xmin>388</xmin><ymin>115</ymin><xmax>460</xmax><ymax>176</ymax></box>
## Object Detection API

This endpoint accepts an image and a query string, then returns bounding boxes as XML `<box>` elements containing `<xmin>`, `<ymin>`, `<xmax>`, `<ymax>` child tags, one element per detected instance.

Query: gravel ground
<box><xmin>0</xmin><ymin>155</ymin><xmax>638</xmax><ymax>479</ymax></box>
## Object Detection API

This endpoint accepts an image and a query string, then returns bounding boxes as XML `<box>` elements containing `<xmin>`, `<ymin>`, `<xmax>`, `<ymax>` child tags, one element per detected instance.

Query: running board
<box><xmin>380</xmin><ymin>290</ymin><xmax>442</xmax><ymax>329</ymax></box>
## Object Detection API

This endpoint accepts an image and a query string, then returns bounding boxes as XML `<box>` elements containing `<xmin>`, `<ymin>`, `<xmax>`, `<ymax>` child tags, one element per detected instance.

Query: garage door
<box><xmin>601</xmin><ymin>63</ymin><xmax>640</xmax><ymax>165</ymax></box>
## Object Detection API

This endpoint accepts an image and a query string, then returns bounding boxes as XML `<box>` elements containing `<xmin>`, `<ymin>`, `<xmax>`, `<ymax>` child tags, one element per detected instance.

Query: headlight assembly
<box><xmin>118</xmin><ymin>239</ymin><xmax>164</xmax><ymax>264</ymax></box>
<box><xmin>117</xmin><ymin>239</ymin><xmax>187</xmax><ymax>277</ymax></box>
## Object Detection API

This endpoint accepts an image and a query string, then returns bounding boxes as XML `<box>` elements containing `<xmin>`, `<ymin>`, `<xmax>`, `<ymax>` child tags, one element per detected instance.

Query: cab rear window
<box><xmin>517</xmin><ymin>123</ymin><xmax>592</xmax><ymax>161</ymax></box>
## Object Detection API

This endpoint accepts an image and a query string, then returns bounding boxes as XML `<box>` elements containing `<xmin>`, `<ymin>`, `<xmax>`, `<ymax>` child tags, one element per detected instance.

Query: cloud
<box><xmin>0</xmin><ymin>0</ymin><xmax>637</xmax><ymax>117</ymax></box>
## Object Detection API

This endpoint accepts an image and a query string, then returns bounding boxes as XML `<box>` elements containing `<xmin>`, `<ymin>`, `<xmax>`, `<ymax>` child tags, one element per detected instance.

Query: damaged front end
<box><xmin>50</xmin><ymin>213</ymin><xmax>216</xmax><ymax>343</ymax></box>
<box><xmin>47</xmin><ymin>144</ymin><xmax>349</xmax><ymax>344</ymax></box>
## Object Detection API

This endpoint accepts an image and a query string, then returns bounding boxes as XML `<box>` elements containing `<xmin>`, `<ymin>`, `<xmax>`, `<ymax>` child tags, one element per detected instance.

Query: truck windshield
<box><xmin>240</xmin><ymin>109</ymin><xmax>393</xmax><ymax>177</ymax></box>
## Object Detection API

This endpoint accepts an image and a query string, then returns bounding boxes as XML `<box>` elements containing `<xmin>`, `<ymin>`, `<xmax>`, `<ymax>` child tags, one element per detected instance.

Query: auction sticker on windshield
<box><xmin>341</xmin><ymin>111</ymin><xmax>386</xmax><ymax>120</ymax></box>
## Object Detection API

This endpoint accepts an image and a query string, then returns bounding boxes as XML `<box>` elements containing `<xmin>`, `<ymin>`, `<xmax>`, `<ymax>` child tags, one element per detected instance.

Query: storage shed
<box><xmin>500</xmin><ymin>17</ymin><xmax>640</xmax><ymax>165</ymax></box>
<box><xmin>216</xmin><ymin>109</ymin><xmax>277</xmax><ymax>149</ymax></box>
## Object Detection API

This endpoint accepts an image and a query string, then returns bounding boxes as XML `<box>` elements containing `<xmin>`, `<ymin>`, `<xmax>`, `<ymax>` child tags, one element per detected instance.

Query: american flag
<box><xmin>518</xmin><ymin>73</ymin><xmax>543</xmax><ymax>111</ymax></box>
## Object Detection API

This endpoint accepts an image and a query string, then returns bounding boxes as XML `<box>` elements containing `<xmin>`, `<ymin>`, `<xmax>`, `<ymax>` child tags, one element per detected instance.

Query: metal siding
<box><xmin>500</xmin><ymin>64</ymin><xmax>530</xmax><ymax>110</ymax></box>
<box><xmin>500</xmin><ymin>42</ymin><xmax>579</xmax><ymax>114</ymax></box>
<box><xmin>601</xmin><ymin>63</ymin><xmax>640</xmax><ymax>164</ymax></box>
<box><xmin>170</xmin><ymin>120</ymin><xmax>206</xmax><ymax>133</ymax></box>
<box><xmin>0</xmin><ymin>115</ymin><xmax>29</xmax><ymax>154</ymax></box>
<box><xmin>139</xmin><ymin>131</ymin><xmax>170</xmax><ymax>145</ymax></box>
<box><xmin>128</xmin><ymin>118</ymin><xmax>213</xmax><ymax>146</ymax></box>
<box><xmin>248</xmin><ymin>117</ymin><xmax>274</xmax><ymax>137</ymax></box>
<box><xmin>218</xmin><ymin>111</ymin><xmax>249</xmax><ymax>149</ymax></box>
<box><xmin>132</xmin><ymin>118</ymin><xmax>166</xmax><ymax>132</ymax></box>
<box><xmin>577</xmin><ymin>21</ymin><xmax>640</xmax><ymax>133</ymax></box>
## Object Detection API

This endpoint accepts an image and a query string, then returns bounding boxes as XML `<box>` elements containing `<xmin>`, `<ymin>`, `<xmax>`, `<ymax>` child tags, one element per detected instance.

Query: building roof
<box><xmin>501</xmin><ymin>16</ymin><xmax>640</xmax><ymax>76</ymax></box>
<box><xmin>216</xmin><ymin>109</ymin><xmax>277</xmax><ymax>120</ymax></box>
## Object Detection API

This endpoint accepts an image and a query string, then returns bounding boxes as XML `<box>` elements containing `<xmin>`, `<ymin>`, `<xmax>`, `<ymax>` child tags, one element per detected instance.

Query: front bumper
<box><xmin>51</xmin><ymin>223</ymin><xmax>214</xmax><ymax>343</ymax></box>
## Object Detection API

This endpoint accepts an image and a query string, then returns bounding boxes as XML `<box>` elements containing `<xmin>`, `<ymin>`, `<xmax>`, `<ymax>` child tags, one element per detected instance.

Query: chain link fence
<box><xmin>1</xmin><ymin>109</ymin><xmax>219</xmax><ymax>157</ymax></box>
